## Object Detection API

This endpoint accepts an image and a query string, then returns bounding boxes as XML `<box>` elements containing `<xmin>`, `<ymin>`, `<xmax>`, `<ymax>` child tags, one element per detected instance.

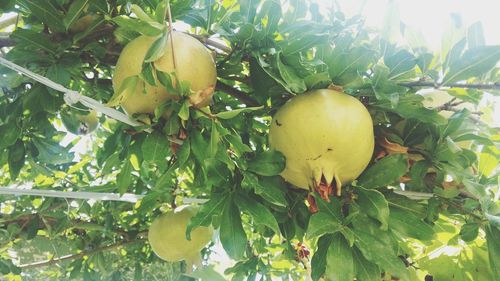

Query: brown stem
<box><xmin>18</xmin><ymin>238</ymin><xmax>145</xmax><ymax>269</ymax></box>
<box><xmin>216</xmin><ymin>81</ymin><xmax>259</xmax><ymax>107</ymax></box>
<box><xmin>400</xmin><ymin>81</ymin><xmax>500</xmax><ymax>90</ymax></box>
<box><xmin>434</xmin><ymin>97</ymin><xmax>458</xmax><ymax>111</ymax></box>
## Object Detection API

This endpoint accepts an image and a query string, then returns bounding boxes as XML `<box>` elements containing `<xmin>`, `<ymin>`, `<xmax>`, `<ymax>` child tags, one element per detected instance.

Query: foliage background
<box><xmin>0</xmin><ymin>0</ymin><xmax>499</xmax><ymax>280</ymax></box>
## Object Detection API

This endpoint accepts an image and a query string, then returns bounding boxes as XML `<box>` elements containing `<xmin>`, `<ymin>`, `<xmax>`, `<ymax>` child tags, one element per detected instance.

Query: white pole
<box><xmin>0</xmin><ymin>186</ymin><xmax>144</xmax><ymax>203</ymax></box>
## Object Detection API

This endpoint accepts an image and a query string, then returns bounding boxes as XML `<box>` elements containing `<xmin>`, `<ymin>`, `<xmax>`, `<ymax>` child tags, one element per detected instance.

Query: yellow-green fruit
<box><xmin>69</xmin><ymin>14</ymin><xmax>98</xmax><ymax>33</ymax></box>
<box><xmin>61</xmin><ymin>110</ymin><xmax>99</xmax><ymax>135</ymax></box>
<box><xmin>148</xmin><ymin>206</ymin><xmax>213</xmax><ymax>262</ymax></box>
<box><xmin>112</xmin><ymin>32</ymin><xmax>217</xmax><ymax>116</ymax></box>
<box><xmin>269</xmin><ymin>89</ymin><xmax>374</xmax><ymax>195</ymax></box>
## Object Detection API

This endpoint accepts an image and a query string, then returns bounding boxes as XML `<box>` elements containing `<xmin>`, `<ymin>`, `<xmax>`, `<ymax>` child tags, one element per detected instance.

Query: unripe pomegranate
<box><xmin>269</xmin><ymin>89</ymin><xmax>374</xmax><ymax>198</ymax></box>
<box><xmin>148</xmin><ymin>206</ymin><xmax>213</xmax><ymax>262</ymax></box>
<box><xmin>112</xmin><ymin>31</ymin><xmax>217</xmax><ymax>116</ymax></box>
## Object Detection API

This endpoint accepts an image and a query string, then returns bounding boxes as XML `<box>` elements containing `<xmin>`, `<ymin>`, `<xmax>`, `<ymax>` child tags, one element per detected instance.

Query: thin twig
<box><xmin>400</xmin><ymin>81</ymin><xmax>500</xmax><ymax>90</ymax></box>
<box><xmin>216</xmin><ymin>80</ymin><xmax>259</xmax><ymax>107</ymax></box>
<box><xmin>434</xmin><ymin>97</ymin><xmax>457</xmax><ymax>111</ymax></box>
<box><xmin>166</xmin><ymin>2</ymin><xmax>177</xmax><ymax>71</ymax></box>
<box><xmin>18</xmin><ymin>238</ymin><xmax>145</xmax><ymax>269</ymax></box>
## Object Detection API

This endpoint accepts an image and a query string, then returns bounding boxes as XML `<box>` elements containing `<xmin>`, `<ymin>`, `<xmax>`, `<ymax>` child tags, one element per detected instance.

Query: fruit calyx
<box><xmin>307</xmin><ymin>176</ymin><xmax>338</xmax><ymax>213</ymax></box>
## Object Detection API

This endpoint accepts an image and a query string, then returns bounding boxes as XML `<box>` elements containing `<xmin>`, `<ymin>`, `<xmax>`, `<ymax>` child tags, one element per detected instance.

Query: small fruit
<box><xmin>112</xmin><ymin>31</ymin><xmax>217</xmax><ymax>117</ymax></box>
<box><xmin>148</xmin><ymin>206</ymin><xmax>213</xmax><ymax>262</ymax></box>
<box><xmin>69</xmin><ymin>14</ymin><xmax>99</xmax><ymax>33</ymax></box>
<box><xmin>269</xmin><ymin>89</ymin><xmax>374</xmax><ymax>197</ymax></box>
<box><xmin>61</xmin><ymin>110</ymin><xmax>98</xmax><ymax>135</ymax></box>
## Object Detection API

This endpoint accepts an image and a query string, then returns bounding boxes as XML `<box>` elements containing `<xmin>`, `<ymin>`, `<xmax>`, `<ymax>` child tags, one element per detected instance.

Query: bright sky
<box><xmin>330</xmin><ymin>0</ymin><xmax>500</xmax><ymax>48</ymax></box>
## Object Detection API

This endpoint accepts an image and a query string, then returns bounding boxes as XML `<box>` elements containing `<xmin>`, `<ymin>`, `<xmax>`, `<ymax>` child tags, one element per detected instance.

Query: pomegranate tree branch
<box><xmin>216</xmin><ymin>80</ymin><xmax>259</xmax><ymax>107</ymax></box>
<box><xmin>0</xmin><ymin>37</ymin><xmax>15</xmax><ymax>48</ymax></box>
<box><xmin>187</xmin><ymin>33</ymin><xmax>232</xmax><ymax>53</ymax></box>
<box><xmin>18</xmin><ymin>238</ymin><xmax>146</xmax><ymax>269</ymax></box>
<box><xmin>399</xmin><ymin>81</ymin><xmax>500</xmax><ymax>90</ymax></box>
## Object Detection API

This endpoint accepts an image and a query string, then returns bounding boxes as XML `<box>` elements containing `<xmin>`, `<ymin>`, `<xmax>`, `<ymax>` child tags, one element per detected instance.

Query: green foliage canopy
<box><xmin>0</xmin><ymin>0</ymin><xmax>499</xmax><ymax>280</ymax></box>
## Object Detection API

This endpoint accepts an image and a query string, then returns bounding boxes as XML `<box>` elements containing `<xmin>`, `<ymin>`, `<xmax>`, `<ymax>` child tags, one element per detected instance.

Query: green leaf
<box><xmin>178</xmin><ymin>100</ymin><xmax>190</xmax><ymax>121</ymax></box>
<box><xmin>328</xmin><ymin>46</ymin><xmax>376</xmax><ymax>86</ymax></box>
<box><xmin>154</xmin><ymin>162</ymin><xmax>177</xmax><ymax>189</ymax></box>
<box><xmin>117</xmin><ymin>158</ymin><xmax>133</xmax><ymax>195</ymax></box>
<box><xmin>209</xmin><ymin>120</ymin><xmax>219</xmax><ymax>158</ymax></box>
<box><xmin>130</xmin><ymin>4</ymin><xmax>155</xmax><ymax>22</ymax></box>
<box><xmin>462</xmin><ymin>179</ymin><xmax>487</xmax><ymax>199</ymax></box>
<box><xmin>442</xmin><ymin>46</ymin><xmax>500</xmax><ymax>85</ymax></box>
<box><xmin>306</xmin><ymin>212</ymin><xmax>342</xmax><ymax>239</ymax></box>
<box><xmin>215</xmin><ymin>106</ymin><xmax>263</xmax><ymax>119</ymax></box>
<box><xmin>384</xmin><ymin>49</ymin><xmax>416</xmax><ymax>80</ymax></box>
<box><xmin>155</xmin><ymin>1</ymin><xmax>167</xmax><ymax>23</ymax></box>
<box><xmin>467</xmin><ymin>22</ymin><xmax>485</xmax><ymax>49</ymax></box>
<box><xmin>374</xmin><ymin>95</ymin><xmax>447</xmax><ymax>125</ymax></box>
<box><xmin>220</xmin><ymin>199</ymin><xmax>247</xmax><ymax>260</ymax></box>
<box><xmin>389</xmin><ymin>207</ymin><xmax>434</xmax><ymax>241</ymax></box>
<box><xmin>73</xmin><ymin>17</ymin><xmax>105</xmax><ymax>42</ymax></box>
<box><xmin>353</xmin><ymin>247</ymin><xmax>380</xmax><ymax>281</ymax></box>
<box><xmin>325</xmin><ymin>234</ymin><xmax>354</xmax><ymax>281</ymax></box>
<box><xmin>0</xmin><ymin>121</ymin><xmax>21</xmax><ymax>148</ymax></box>
<box><xmin>141</xmin><ymin>62</ymin><xmax>157</xmax><ymax>86</ymax></box>
<box><xmin>460</xmin><ymin>222</ymin><xmax>479</xmax><ymax>242</ymax></box>
<box><xmin>112</xmin><ymin>16</ymin><xmax>163</xmax><ymax>36</ymax></box>
<box><xmin>485</xmin><ymin>224</ymin><xmax>500</xmax><ymax>280</ymax></box>
<box><xmin>240</xmin><ymin>0</ymin><xmax>259</xmax><ymax>23</ymax></box>
<box><xmin>22</xmin><ymin>0</ymin><xmax>64</xmax><ymax>32</ymax></box>
<box><xmin>247</xmin><ymin>150</ymin><xmax>285</xmax><ymax>176</ymax></box>
<box><xmin>311</xmin><ymin>234</ymin><xmax>333</xmax><ymax>281</ymax></box>
<box><xmin>11</xmin><ymin>28</ymin><xmax>57</xmax><ymax>55</ymax></box>
<box><xmin>32</xmin><ymin>137</ymin><xmax>74</xmax><ymax>165</ymax></box>
<box><xmin>251</xmin><ymin>175</ymin><xmax>288</xmax><ymax>207</ymax></box>
<box><xmin>176</xmin><ymin>140</ymin><xmax>190</xmax><ymax>168</ymax></box>
<box><xmin>224</xmin><ymin>134</ymin><xmax>251</xmax><ymax>157</ymax></box>
<box><xmin>315</xmin><ymin>194</ymin><xmax>343</xmax><ymax>221</ymax></box>
<box><xmin>353</xmin><ymin>230</ymin><xmax>408</xmax><ymax>280</ymax></box>
<box><xmin>443</xmin><ymin>38</ymin><xmax>467</xmax><ymax>73</ymax></box>
<box><xmin>107</xmin><ymin>75</ymin><xmax>139</xmax><ymax>106</ymax></box>
<box><xmin>141</xmin><ymin>132</ymin><xmax>170</xmax><ymax>163</ymax></box>
<box><xmin>186</xmin><ymin>192</ymin><xmax>229</xmax><ymax>239</ymax></box>
<box><xmin>144</xmin><ymin>33</ymin><xmax>168</xmax><ymax>62</ymax></box>
<box><xmin>356</xmin><ymin>188</ymin><xmax>390</xmax><ymax>230</ymax></box>
<box><xmin>357</xmin><ymin>154</ymin><xmax>408</xmax><ymax>189</ymax></box>
<box><xmin>283</xmin><ymin>34</ymin><xmax>327</xmax><ymax>56</ymax></box>
<box><xmin>7</xmin><ymin>139</ymin><xmax>25</xmax><ymax>180</ymax></box>
<box><xmin>235</xmin><ymin>194</ymin><xmax>280</xmax><ymax>234</ymax></box>
<box><xmin>63</xmin><ymin>0</ymin><xmax>90</xmax><ymax>30</ymax></box>
<box><xmin>276</xmin><ymin>53</ymin><xmax>307</xmax><ymax>93</ymax></box>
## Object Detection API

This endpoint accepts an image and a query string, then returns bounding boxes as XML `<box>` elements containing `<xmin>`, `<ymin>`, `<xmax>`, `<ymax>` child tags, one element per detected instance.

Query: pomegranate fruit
<box><xmin>112</xmin><ymin>31</ymin><xmax>217</xmax><ymax>117</ymax></box>
<box><xmin>148</xmin><ymin>206</ymin><xmax>213</xmax><ymax>262</ymax></box>
<box><xmin>269</xmin><ymin>89</ymin><xmax>374</xmax><ymax>197</ymax></box>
